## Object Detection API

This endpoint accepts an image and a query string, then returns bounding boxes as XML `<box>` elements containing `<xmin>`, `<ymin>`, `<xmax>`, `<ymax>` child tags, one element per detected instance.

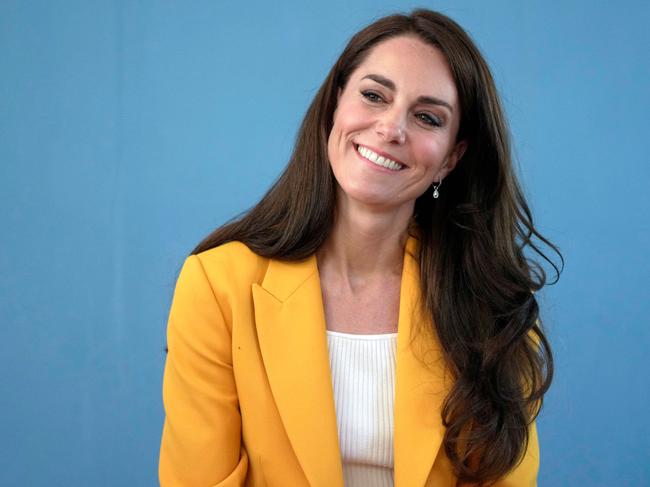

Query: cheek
<box><xmin>327</xmin><ymin>115</ymin><xmax>343</xmax><ymax>157</ymax></box>
<box><xmin>329</xmin><ymin>106</ymin><xmax>362</xmax><ymax>160</ymax></box>
<box><xmin>333</xmin><ymin>100</ymin><xmax>370</xmax><ymax>136</ymax></box>
<box><xmin>412</xmin><ymin>139</ymin><xmax>445</xmax><ymax>170</ymax></box>
<box><xmin>329</xmin><ymin>108</ymin><xmax>346</xmax><ymax>146</ymax></box>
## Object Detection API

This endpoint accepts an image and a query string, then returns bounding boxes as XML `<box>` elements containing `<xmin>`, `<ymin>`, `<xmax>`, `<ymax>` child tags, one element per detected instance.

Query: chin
<box><xmin>337</xmin><ymin>186</ymin><xmax>403</xmax><ymax>210</ymax></box>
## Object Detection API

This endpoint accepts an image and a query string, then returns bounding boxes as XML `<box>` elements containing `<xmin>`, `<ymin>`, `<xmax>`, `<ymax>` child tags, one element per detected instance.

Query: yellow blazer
<box><xmin>159</xmin><ymin>236</ymin><xmax>539</xmax><ymax>486</ymax></box>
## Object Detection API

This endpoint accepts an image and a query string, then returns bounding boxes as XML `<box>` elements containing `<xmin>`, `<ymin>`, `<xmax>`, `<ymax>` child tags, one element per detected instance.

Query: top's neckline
<box><xmin>326</xmin><ymin>329</ymin><xmax>398</xmax><ymax>340</ymax></box>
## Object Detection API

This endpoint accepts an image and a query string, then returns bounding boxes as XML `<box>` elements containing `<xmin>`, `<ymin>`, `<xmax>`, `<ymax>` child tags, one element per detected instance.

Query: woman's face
<box><xmin>327</xmin><ymin>35</ymin><xmax>466</xmax><ymax>213</ymax></box>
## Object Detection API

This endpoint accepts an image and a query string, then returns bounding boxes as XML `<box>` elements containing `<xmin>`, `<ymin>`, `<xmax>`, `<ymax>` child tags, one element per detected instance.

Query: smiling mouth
<box><xmin>354</xmin><ymin>143</ymin><xmax>406</xmax><ymax>171</ymax></box>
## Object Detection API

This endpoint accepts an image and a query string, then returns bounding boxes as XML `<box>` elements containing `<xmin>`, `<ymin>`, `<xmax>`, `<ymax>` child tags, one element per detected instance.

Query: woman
<box><xmin>159</xmin><ymin>9</ymin><xmax>562</xmax><ymax>487</ymax></box>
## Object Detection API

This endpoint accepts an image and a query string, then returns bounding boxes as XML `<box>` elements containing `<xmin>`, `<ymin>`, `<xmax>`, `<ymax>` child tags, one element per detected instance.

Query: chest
<box><xmin>319</xmin><ymin>275</ymin><xmax>401</xmax><ymax>334</ymax></box>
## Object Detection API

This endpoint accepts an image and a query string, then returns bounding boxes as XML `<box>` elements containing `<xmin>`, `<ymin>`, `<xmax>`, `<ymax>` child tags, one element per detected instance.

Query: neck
<box><xmin>316</xmin><ymin>193</ymin><xmax>414</xmax><ymax>286</ymax></box>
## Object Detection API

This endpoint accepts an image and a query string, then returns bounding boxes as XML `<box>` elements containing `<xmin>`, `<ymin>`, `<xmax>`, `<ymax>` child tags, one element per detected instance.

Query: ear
<box><xmin>438</xmin><ymin>140</ymin><xmax>467</xmax><ymax>180</ymax></box>
<box><xmin>337</xmin><ymin>86</ymin><xmax>342</xmax><ymax>101</ymax></box>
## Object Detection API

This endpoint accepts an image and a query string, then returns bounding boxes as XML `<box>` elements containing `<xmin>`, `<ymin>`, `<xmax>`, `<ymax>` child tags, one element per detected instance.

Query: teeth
<box><xmin>357</xmin><ymin>145</ymin><xmax>404</xmax><ymax>171</ymax></box>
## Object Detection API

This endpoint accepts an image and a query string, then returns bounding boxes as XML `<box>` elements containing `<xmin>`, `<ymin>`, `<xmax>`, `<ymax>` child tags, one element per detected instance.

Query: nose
<box><xmin>375</xmin><ymin>110</ymin><xmax>406</xmax><ymax>144</ymax></box>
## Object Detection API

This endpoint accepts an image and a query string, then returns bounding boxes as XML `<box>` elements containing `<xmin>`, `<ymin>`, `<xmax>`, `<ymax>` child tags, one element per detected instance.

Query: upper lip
<box><xmin>354</xmin><ymin>143</ymin><xmax>407</xmax><ymax>167</ymax></box>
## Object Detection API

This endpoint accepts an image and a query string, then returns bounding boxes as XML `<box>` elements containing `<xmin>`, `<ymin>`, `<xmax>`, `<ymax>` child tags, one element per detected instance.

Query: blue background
<box><xmin>1</xmin><ymin>1</ymin><xmax>648</xmax><ymax>485</ymax></box>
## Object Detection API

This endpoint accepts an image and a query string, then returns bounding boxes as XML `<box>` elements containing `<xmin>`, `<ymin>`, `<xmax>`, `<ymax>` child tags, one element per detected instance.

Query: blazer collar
<box><xmin>252</xmin><ymin>235</ymin><xmax>451</xmax><ymax>487</ymax></box>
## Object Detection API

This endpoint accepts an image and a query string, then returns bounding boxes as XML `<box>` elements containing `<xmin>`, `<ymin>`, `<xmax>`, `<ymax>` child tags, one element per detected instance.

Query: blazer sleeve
<box><xmin>159</xmin><ymin>255</ymin><xmax>248</xmax><ymax>486</ymax></box>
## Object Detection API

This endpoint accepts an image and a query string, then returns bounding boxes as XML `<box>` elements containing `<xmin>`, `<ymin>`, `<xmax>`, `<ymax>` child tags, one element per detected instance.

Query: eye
<box><xmin>416</xmin><ymin>112</ymin><xmax>442</xmax><ymax>127</ymax></box>
<box><xmin>361</xmin><ymin>90</ymin><xmax>384</xmax><ymax>103</ymax></box>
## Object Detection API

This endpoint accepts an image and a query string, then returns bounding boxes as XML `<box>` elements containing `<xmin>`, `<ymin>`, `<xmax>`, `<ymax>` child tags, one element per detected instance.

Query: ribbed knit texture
<box><xmin>326</xmin><ymin>330</ymin><xmax>397</xmax><ymax>487</ymax></box>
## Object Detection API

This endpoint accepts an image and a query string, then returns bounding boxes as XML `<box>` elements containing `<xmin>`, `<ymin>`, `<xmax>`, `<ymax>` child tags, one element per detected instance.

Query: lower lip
<box><xmin>353</xmin><ymin>144</ymin><xmax>405</xmax><ymax>173</ymax></box>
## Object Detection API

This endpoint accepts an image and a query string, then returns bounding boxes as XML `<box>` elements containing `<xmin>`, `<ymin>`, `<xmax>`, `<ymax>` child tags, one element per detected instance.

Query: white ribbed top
<box><xmin>326</xmin><ymin>330</ymin><xmax>397</xmax><ymax>487</ymax></box>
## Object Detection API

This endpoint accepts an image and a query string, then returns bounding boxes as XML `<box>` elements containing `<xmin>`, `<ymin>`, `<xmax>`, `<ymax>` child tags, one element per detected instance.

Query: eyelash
<box><xmin>360</xmin><ymin>90</ymin><xmax>442</xmax><ymax>128</ymax></box>
<box><xmin>361</xmin><ymin>90</ymin><xmax>383</xmax><ymax>103</ymax></box>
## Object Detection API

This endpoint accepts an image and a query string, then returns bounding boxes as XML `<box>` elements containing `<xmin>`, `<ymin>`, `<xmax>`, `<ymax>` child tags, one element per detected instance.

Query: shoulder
<box><xmin>189</xmin><ymin>241</ymin><xmax>271</xmax><ymax>294</ymax></box>
<box><xmin>195</xmin><ymin>240</ymin><xmax>266</xmax><ymax>268</ymax></box>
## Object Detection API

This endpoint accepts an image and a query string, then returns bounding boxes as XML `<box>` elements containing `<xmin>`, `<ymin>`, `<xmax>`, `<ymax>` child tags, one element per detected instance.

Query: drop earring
<box><xmin>432</xmin><ymin>180</ymin><xmax>442</xmax><ymax>199</ymax></box>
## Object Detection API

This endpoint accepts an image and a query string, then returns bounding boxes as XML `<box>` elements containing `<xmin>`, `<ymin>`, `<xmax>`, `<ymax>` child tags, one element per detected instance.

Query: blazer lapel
<box><xmin>394</xmin><ymin>236</ymin><xmax>452</xmax><ymax>486</ymax></box>
<box><xmin>253</xmin><ymin>256</ymin><xmax>344</xmax><ymax>487</ymax></box>
<box><xmin>252</xmin><ymin>236</ymin><xmax>451</xmax><ymax>487</ymax></box>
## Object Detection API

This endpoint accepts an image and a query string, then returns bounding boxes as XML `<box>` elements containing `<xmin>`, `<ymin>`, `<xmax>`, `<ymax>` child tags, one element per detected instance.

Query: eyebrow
<box><xmin>361</xmin><ymin>73</ymin><xmax>454</xmax><ymax>113</ymax></box>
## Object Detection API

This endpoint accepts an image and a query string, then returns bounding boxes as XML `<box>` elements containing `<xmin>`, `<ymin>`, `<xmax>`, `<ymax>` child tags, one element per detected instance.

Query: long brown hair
<box><xmin>194</xmin><ymin>9</ymin><xmax>562</xmax><ymax>485</ymax></box>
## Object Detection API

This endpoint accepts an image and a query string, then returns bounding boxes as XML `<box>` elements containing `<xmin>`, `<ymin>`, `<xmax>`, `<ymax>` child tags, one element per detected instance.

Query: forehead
<box><xmin>351</xmin><ymin>35</ymin><xmax>458</xmax><ymax>104</ymax></box>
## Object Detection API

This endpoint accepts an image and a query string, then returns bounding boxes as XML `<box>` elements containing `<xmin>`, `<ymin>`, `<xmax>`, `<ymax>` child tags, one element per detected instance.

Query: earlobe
<box><xmin>454</xmin><ymin>140</ymin><xmax>468</xmax><ymax>165</ymax></box>
<box><xmin>446</xmin><ymin>140</ymin><xmax>467</xmax><ymax>174</ymax></box>
<box><xmin>437</xmin><ymin>140</ymin><xmax>467</xmax><ymax>182</ymax></box>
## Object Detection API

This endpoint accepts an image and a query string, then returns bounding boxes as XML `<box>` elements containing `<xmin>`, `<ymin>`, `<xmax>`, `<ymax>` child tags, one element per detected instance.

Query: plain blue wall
<box><xmin>1</xmin><ymin>1</ymin><xmax>648</xmax><ymax>485</ymax></box>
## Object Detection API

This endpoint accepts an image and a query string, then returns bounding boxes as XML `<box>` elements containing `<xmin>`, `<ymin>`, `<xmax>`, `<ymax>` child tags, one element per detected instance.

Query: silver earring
<box><xmin>432</xmin><ymin>180</ymin><xmax>442</xmax><ymax>199</ymax></box>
